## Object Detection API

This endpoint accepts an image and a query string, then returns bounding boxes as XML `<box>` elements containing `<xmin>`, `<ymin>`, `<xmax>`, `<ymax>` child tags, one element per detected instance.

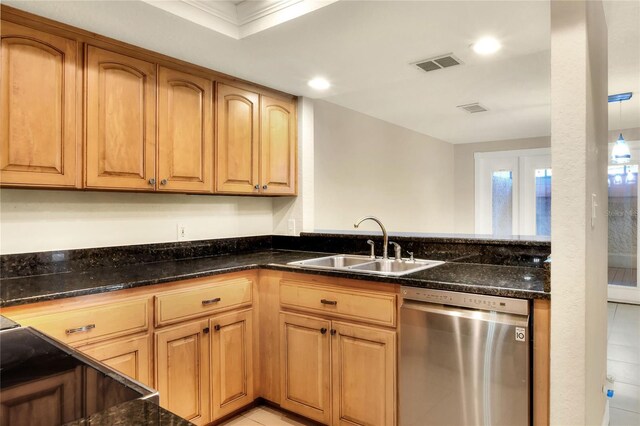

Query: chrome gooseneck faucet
<box><xmin>354</xmin><ymin>216</ymin><xmax>389</xmax><ymax>259</ymax></box>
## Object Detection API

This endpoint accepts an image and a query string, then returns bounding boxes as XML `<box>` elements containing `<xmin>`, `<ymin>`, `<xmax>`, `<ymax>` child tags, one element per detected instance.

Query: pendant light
<box><xmin>611</xmin><ymin>97</ymin><xmax>631</xmax><ymax>164</ymax></box>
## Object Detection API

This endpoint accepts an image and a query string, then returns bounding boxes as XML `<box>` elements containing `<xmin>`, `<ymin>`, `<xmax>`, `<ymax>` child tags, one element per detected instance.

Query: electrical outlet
<box><xmin>177</xmin><ymin>223</ymin><xmax>187</xmax><ymax>241</ymax></box>
<box><xmin>288</xmin><ymin>218</ymin><xmax>296</xmax><ymax>235</ymax></box>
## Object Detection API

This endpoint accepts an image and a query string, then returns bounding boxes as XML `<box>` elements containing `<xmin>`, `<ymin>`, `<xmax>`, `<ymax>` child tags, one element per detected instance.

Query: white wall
<box><xmin>0</xmin><ymin>190</ymin><xmax>273</xmax><ymax>254</ymax></box>
<box><xmin>313</xmin><ymin>100</ymin><xmax>455</xmax><ymax>233</ymax></box>
<box><xmin>453</xmin><ymin>136</ymin><xmax>551</xmax><ymax>234</ymax></box>
<box><xmin>273</xmin><ymin>97</ymin><xmax>315</xmax><ymax>235</ymax></box>
<box><xmin>550</xmin><ymin>0</ymin><xmax>608</xmax><ymax>424</ymax></box>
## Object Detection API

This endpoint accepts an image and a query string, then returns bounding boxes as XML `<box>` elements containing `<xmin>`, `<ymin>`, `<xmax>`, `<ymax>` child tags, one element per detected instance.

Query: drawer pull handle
<box><xmin>65</xmin><ymin>324</ymin><xmax>95</xmax><ymax>335</ymax></box>
<box><xmin>202</xmin><ymin>297</ymin><xmax>221</xmax><ymax>305</ymax></box>
<box><xmin>320</xmin><ymin>299</ymin><xmax>337</xmax><ymax>306</ymax></box>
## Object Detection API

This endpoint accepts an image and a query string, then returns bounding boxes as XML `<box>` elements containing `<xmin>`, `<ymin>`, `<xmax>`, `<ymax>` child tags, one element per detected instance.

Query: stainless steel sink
<box><xmin>288</xmin><ymin>255</ymin><xmax>444</xmax><ymax>277</ymax></box>
<box><xmin>293</xmin><ymin>254</ymin><xmax>373</xmax><ymax>268</ymax></box>
<box><xmin>350</xmin><ymin>258</ymin><xmax>444</xmax><ymax>276</ymax></box>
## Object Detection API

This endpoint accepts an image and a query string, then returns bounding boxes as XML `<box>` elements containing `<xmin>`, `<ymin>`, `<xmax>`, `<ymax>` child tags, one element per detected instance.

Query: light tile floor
<box><xmin>222</xmin><ymin>305</ymin><xmax>640</xmax><ymax>426</ymax></box>
<box><xmin>608</xmin><ymin>302</ymin><xmax>640</xmax><ymax>425</ymax></box>
<box><xmin>219</xmin><ymin>405</ymin><xmax>317</xmax><ymax>426</ymax></box>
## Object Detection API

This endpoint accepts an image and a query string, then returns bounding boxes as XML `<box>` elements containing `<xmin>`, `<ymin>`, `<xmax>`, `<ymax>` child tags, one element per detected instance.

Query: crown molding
<box><xmin>143</xmin><ymin>0</ymin><xmax>338</xmax><ymax>39</ymax></box>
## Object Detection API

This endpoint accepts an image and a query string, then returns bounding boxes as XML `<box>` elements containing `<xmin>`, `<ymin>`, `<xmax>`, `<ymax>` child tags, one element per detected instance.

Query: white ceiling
<box><xmin>604</xmin><ymin>0</ymin><xmax>640</xmax><ymax>136</ymax></box>
<box><xmin>8</xmin><ymin>0</ymin><xmax>639</xmax><ymax>144</ymax></box>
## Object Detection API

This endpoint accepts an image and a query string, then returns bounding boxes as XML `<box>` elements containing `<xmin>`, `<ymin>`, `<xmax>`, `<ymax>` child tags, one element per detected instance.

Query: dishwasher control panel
<box><xmin>401</xmin><ymin>286</ymin><xmax>529</xmax><ymax>315</ymax></box>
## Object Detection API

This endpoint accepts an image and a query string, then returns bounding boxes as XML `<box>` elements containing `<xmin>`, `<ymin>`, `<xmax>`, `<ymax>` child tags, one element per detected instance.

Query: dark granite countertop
<box><xmin>0</xmin><ymin>326</ymin><xmax>184</xmax><ymax>425</ymax></box>
<box><xmin>0</xmin><ymin>314</ymin><xmax>19</xmax><ymax>330</ymax></box>
<box><xmin>65</xmin><ymin>399</ymin><xmax>193</xmax><ymax>426</ymax></box>
<box><xmin>0</xmin><ymin>248</ymin><xmax>550</xmax><ymax>307</ymax></box>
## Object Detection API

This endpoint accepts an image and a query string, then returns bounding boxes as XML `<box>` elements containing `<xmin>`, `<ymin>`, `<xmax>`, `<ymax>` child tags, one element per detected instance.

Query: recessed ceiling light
<box><xmin>472</xmin><ymin>37</ymin><xmax>501</xmax><ymax>55</ymax></box>
<box><xmin>308</xmin><ymin>77</ymin><xmax>330</xmax><ymax>90</ymax></box>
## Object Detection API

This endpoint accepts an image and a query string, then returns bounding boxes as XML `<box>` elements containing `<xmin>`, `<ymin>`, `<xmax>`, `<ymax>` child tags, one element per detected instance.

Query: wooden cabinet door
<box><xmin>158</xmin><ymin>66</ymin><xmax>213</xmax><ymax>193</ymax></box>
<box><xmin>331</xmin><ymin>321</ymin><xmax>396</xmax><ymax>426</ymax></box>
<box><xmin>155</xmin><ymin>319</ymin><xmax>210</xmax><ymax>425</ymax></box>
<box><xmin>210</xmin><ymin>309</ymin><xmax>254</xmax><ymax>420</ymax></box>
<box><xmin>85</xmin><ymin>45</ymin><xmax>156</xmax><ymax>190</ymax></box>
<box><xmin>81</xmin><ymin>334</ymin><xmax>151</xmax><ymax>388</ymax></box>
<box><xmin>0</xmin><ymin>367</ymin><xmax>82</xmax><ymax>426</ymax></box>
<box><xmin>215</xmin><ymin>83</ymin><xmax>259</xmax><ymax>194</ymax></box>
<box><xmin>260</xmin><ymin>95</ymin><xmax>296</xmax><ymax>195</ymax></box>
<box><xmin>0</xmin><ymin>21</ymin><xmax>79</xmax><ymax>188</ymax></box>
<box><xmin>280</xmin><ymin>312</ymin><xmax>331</xmax><ymax>424</ymax></box>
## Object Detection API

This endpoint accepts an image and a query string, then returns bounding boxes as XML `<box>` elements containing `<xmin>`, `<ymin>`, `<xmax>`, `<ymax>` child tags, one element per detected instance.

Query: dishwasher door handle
<box><xmin>401</xmin><ymin>300</ymin><xmax>529</xmax><ymax>327</ymax></box>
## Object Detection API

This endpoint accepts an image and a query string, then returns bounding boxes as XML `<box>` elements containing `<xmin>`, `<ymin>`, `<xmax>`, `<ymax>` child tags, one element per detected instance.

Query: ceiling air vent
<box><xmin>414</xmin><ymin>53</ymin><xmax>463</xmax><ymax>73</ymax></box>
<box><xmin>457</xmin><ymin>102</ymin><xmax>488</xmax><ymax>114</ymax></box>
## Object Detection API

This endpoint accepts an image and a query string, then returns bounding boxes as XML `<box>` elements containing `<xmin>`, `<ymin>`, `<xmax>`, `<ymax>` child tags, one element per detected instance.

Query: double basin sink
<box><xmin>288</xmin><ymin>254</ymin><xmax>444</xmax><ymax>277</ymax></box>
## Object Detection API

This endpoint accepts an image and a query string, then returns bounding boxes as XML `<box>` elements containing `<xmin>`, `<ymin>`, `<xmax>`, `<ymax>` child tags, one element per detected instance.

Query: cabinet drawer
<box><xmin>18</xmin><ymin>298</ymin><xmax>149</xmax><ymax>346</ymax></box>
<box><xmin>279</xmin><ymin>280</ymin><xmax>396</xmax><ymax>327</ymax></box>
<box><xmin>155</xmin><ymin>277</ymin><xmax>253</xmax><ymax>326</ymax></box>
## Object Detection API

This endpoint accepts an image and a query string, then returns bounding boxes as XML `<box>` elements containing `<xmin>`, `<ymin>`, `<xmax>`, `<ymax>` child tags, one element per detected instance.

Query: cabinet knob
<box><xmin>148</xmin><ymin>178</ymin><xmax>156</xmax><ymax>185</ymax></box>
<box><xmin>203</xmin><ymin>327</ymin><xmax>210</xmax><ymax>334</ymax></box>
<box><xmin>160</xmin><ymin>179</ymin><xmax>168</xmax><ymax>185</ymax></box>
<box><xmin>254</xmin><ymin>184</ymin><xmax>260</xmax><ymax>190</ymax></box>
<box><xmin>214</xmin><ymin>324</ymin><xmax>221</xmax><ymax>332</ymax></box>
<box><xmin>330</xmin><ymin>329</ymin><xmax>337</xmax><ymax>336</ymax></box>
<box><xmin>320</xmin><ymin>327</ymin><xmax>327</xmax><ymax>334</ymax></box>
<box><xmin>262</xmin><ymin>185</ymin><xmax>268</xmax><ymax>190</ymax></box>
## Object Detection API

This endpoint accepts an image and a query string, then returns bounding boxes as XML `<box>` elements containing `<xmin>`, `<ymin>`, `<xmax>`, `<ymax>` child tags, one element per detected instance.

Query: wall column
<box><xmin>550</xmin><ymin>0</ymin><xmax>608</xmax><ymax>424</ymax></box>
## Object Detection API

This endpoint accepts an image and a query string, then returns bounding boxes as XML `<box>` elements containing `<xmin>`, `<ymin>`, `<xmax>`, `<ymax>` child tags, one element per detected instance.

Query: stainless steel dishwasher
<box><xmin>400</xmin><ymin>287</ymin><xmax>530</xmax><ymax>426</ymax></box>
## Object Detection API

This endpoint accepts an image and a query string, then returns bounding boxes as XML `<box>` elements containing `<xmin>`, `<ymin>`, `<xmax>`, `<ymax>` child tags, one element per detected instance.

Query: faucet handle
<box><xmin>366</xmin><ymin>239</ymin><xmax>375</xmax><ymax>259</ymax></box>
<box><xmin>389</xmin><ymin>241</ymin><xmax>402</xmax><ymax>260</ymax></box>
<box><xmin>407</xmin><ymin>251</ymin><xmax>414</xmax><ymax>262</ymax></box>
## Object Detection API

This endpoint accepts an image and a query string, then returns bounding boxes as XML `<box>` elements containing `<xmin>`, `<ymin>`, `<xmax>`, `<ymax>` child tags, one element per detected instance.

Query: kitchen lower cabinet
<box><xmin>155</xmin><ymin>309</ymin><xmax>255</xmax><ymax>425</ymax></box>
<box><xmin>81</xmin><ymin>334</ymin><xmax>152</xmax><ymax>388</ymax></box>
<box><xmin>279</xmin><ymin>312</ymin><xmax>396</xmax><ymax>426</ymax></box>
<box><xmin>331</xmin><ymin>321</ymin><xmax>396</xmax><ymax>426</ymax></box>
<box><xmin>210</xmin><ymin>309</ymin><xmax>254</xmax><ymax>419</ymax></box>
<box><xmin>0</xmin><ymin>367</ymin><xmax>82</xmax><ymax>426</ymax></box>
<box><xmin>155</xmin><ymin>318</ymin><xmax>210</xmax><ymax>425</ymax></box>
<box><xmin>280</xmin><ymin>312</ymin><xmax>332</xmax><ymax>424</ymax></box>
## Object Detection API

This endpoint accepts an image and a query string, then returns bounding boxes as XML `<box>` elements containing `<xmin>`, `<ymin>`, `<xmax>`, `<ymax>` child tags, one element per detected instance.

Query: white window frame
<box><xmin>475</xmin><ymin>147</ymin><xmax>551</xmax><ymax>236</ymax></box>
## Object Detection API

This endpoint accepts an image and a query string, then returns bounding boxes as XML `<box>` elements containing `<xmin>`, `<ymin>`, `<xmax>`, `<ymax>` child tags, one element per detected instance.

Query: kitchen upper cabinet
<box><xmin>216</xmin><ymin>82</ymin><xmax>297</xmax><ymax>195</ymax></box>
<box><xmin>210</xmin><ymin>309</ymin><xmax>254</xmax><ymax>420</ymax></box>
<box><xmin>280</xmin><ymin>312</ymin><xmax>332</xmax><ymax>425</ymax></box>
<box><xmin>1</xmin><ymin>9</ymin><xmax>297</xmax><ymax>195</ymax></box>
<box><xmin>331</xmin><ymin>322</ymin><xmax>396</xmax><ymax>426</ymax></box>
<box><xmin>215</xmin><ymin>83</ymin><xmax>260</xmax><ymax>194</ymax></box>
<box><xmin>158</xmin><ymin>66</ymin><xmax>213</xmax><ymax>193</ymax></box>
<box><xmin>260</xmin><ymin>95</ymin><xmax>296</xmax><ymax>195</ymax></box>
<box><xmin>85</xmin><ymin>45</ymin><xmax>156</xmax><ymax>191</ymax></box>
<box><xmin>0</xmin><ymin>21</ymin><xmax>79</xmax><ymax>188</ymax></box>
<box><xmin>155</xmin><ymin>319</ymin><xmax>210</xmax><ymax>425</ymax></box>
<box><xmin>81</xmin><ymin>334</ymin><xmax>152</xmax><ymax>388</ymax></box>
